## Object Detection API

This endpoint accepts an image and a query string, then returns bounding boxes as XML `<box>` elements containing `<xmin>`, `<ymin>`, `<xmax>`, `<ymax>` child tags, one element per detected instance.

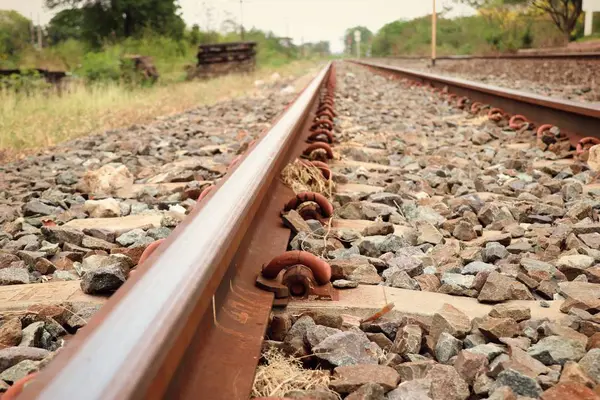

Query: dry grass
<box><xmin>281</xmin><ymin>159</ymin><xmax>334</xmax><ymax>198</ymax></box>
<box><xmin>0</xmin><ymin>60</ymin><xmax>321</xmax><ymax>159</ymax></box>
<box><xmin>251</xmin><ymin>347</ymin><xmax>338</xmax><ymax>398</ymax></box>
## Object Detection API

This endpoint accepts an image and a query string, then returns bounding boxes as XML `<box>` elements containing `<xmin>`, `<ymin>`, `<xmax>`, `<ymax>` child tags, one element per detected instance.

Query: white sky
<box><xmin>1</xmin><ymin>0</ymin><xmax>475</xmax><ymax>52</ymax></box>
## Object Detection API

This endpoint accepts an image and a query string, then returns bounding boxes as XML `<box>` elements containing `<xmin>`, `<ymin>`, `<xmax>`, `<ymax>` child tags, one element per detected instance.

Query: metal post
<box><xmin>432</xmin><ymin>0</ymin><xmax>437</xmax><ymax>67</ymax></box>
<box><xmin>37</xmin><ymin>14</ymin><xmax>42</xmax><ymax>50</ymax></box>
<box><xmin>30</xmin><ymin>14</ymin><xmax>35</xmax><ymax>47</ymax></box>
<box><xmin>354</xmin><ymin>30</ymin><xmax>361</xmax><ymax>59</ymax></box>
<box><xmin>240</xmin><ymin>0</ymin><xmax>245</xmax><ymax>41</ymax></box>
<box><xmin>585</xmin><ymin>11</ymin><xmax>593</xmax><ymax>36</ymax></box>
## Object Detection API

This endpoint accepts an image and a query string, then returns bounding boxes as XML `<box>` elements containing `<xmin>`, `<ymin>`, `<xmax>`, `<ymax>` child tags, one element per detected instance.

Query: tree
<box><xmin>0</xmin><ymin>11</ymin><xmax>31</xmax><ymax>62</ymax></box>
<box><xmin>343</xmin><ymin>26</ymin><xmax>373</xmax><ymax>56</ymax></box>
<box><xmin>47</xmin><ymin>9</ymin><xmax>84</xmax><ymax>43</ymax></box>
<box><xmin>529</xmin><ymin>0</ymin><xmax>582</xmax><ymax>41</ymax></box>
<box><xmin>188</xmin><ymin>24</ymin><xmax>201</xmax><ymax>45</ymax></box>
<box><xmin>456</xmin><ymin>0</ymin><xmax>583</xmax><ymax>41</ymax></box>
<box><xmin>45</xmin><ymin>0</ymin><xmax>186</xmax><ymax>46</ymax></box>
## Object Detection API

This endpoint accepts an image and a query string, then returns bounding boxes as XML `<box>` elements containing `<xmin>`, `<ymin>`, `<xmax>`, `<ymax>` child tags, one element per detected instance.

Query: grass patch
<box><xmin>0</xmin><ymin>60</ymin><xmax>321</xmax><ymax>158</ymax></box>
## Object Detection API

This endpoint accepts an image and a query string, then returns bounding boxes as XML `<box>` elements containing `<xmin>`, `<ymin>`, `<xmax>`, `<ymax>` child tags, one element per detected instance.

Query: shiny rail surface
<box><xmin>352</xmin><ymin>60</ymin><xmax>600</xmax><ymax>144</ymax></box>
<box><xmin>21</xmin><ymin>62</ymin><xmax>334</xmax><ymax>400</ymax></box>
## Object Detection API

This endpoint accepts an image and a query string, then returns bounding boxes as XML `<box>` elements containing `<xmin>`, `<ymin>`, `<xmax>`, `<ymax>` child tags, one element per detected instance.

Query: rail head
<box><xmin>21</xmin><ymin>62</ymin><xmax>333</xmax><ymax>400</ymax></box>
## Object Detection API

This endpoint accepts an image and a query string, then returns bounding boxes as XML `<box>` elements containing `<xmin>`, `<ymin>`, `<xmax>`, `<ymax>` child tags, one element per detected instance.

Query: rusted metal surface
<box><xmin>352</xmin><ymin>60</ymin><xmax>600</xmax><ymax>145</ymax></box>
<box><xmin>21</xmin><ymin>62</ymin><xmax>333</xmax><ymax>400</ymax></box>
<box><xmin>383</xmin><ymin>52</ymin><xmax>600</xmax><ymax>61</ymax></box>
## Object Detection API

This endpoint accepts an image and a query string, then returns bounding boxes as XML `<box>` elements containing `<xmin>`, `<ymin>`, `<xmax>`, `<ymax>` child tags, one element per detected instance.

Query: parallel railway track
<box><xmin>10</xmin><ymin>58</ymin><xmax>600</xmax><ymax>399</ymax></box>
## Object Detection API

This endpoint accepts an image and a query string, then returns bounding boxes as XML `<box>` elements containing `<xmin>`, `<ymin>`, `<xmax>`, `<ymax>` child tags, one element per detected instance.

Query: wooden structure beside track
<box><xmin>0</xmin><ymin>68</ymin><xmax>67</xmax><ymax>86</ymax></box>
<box><xmin>186</xmin><ymin>41</ymin><xmax>257</xmax><ymax>80</ymax></box>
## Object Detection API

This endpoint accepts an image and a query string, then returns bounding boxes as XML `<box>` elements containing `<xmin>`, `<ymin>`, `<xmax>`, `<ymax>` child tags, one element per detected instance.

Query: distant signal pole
<box><xmin>240</xmin><ymin>0</ymin><xmax>245</xmax><ymax>41</ymax></box>
<box><xmin>432</xmin><ymin>0</ymin><xmax>437</xmax><ymax>67</ymax></box>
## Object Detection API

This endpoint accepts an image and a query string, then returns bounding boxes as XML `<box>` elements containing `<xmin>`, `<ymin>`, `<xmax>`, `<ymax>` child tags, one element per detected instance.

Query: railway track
<box><xmin>378</xmin><ymin>55</ymin><xmax>600</xmax><ymax>103</ymax></box>
<box><xmin>4</xmin><ymin>59</ymin><xmax>600</xmax><ymax>399</ymax></box>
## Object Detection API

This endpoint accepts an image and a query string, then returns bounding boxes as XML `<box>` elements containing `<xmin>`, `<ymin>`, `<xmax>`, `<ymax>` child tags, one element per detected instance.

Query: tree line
<box><xmin>344</xmin><ymin>1</ymin><xmax>598</xmax><ymax>58</ymax></box>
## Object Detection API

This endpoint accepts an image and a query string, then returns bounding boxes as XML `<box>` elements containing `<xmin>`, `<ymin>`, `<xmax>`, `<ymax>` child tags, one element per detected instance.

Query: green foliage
<box><xmin>1</xmin><ymin>8</ymin><xmax>330</xmax><ymax>88</ymax></box>
<box><xmin>370</xmin><ymin>12</ymin><xmax>566</xmax><ymax>57</ymax></box>
<box><xmin>0</xmin><ymin>70</ymin><xmax>51</xmax><ymax>94</ymax></box>
<box><xmin>188</xmin><ymin>24</ymin><xmax>201</xmax><ymax>45</ymax></box>
<box><xmin>45</xmin><ymin>0</ymin><xmax>186</xmax><ymax>46</ymax></box>
<box><xmin>77</xmin><ymin>50</ymin><xmax>122</xmax><ymax>82</ymax></box>
<box><xmin>0</xmin><ymin>11</ymin><xmax>31</xmax><ymax>63</ymax></box>
<box><xmin>47</xmin><ymin>9</ymin><xmax>84</xmax><ymax>44</ymax></box>
<box><xmin>343</xmin><ymin>26</ymin><xmax>373</xmax><ymax>55</ymax></box>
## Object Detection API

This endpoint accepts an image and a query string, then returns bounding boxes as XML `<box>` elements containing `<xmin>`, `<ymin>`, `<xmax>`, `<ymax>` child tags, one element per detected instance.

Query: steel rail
<box><xmin>352</xmin><ymin>60</ymin><xmax>600</xmax><ymax>144</ymax></box>
<box><xmin>378</xmin><ymin>52</ymin><xmax>600</xmax><ymax>61</ymax></box>
<box><xmin>21</xmin><ymin>62</ymin><xmax>333</xmax><ymax>400</ymax></box>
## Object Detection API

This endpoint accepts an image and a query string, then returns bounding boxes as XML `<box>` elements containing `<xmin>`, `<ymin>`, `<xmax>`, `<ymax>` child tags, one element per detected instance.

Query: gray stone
<box><xmin>23</xmin><ymin>200</ymin><xmax>60</xmax><ymax>217</ymax></box>
<box><xmin>333</xmin><ymin>279</ymin><xmax>359</xmax><ymax>289</ymax></box>
<box><xmin>305</xmin><ymin>325</ymin><xmax>342</xmax><ymax>349</ymax></box>
<box><xmin>482</xmin><ymin>242</ymin><xmax>509</xmax><ymax>263</ymax></box>
<box><xmin>80</xmin><ymin>264</ymin><xmax>127</xmax><ymax>294</ymax></box>
<box><xmin>84</xmin><ymin>198</ymin><xmax>122</xmax><ymax>218</ymax></box>
<box><xmin>386</xmin><ymin>379</ymin><xmax>432</xmax><ymax>400</ymax></box>
<box><xmin>556</xmin><ymin>254</ymin><xmax>595</xmax><ymax>270</ymax></box>
<box><xmin>392</xmin><ymin>324</ymin><xmax>422</xmax><ymax>355</ymax></box>
<box><xmin>0</xmin><ymin>359</ymin><xmax>39</xmax><ymax>383</ymax></box>
<box><xmin>65</xmin><ymin>305</ymin><xmax>100</xmax><ymax>331</ymax></box>
<box><xmin>0</xmin><ymin>347</ymin><xmax>49</xmax><ymax>373</ymax></box>
<box><xmin>116</xmin><ymin>228</ymin><xmax>147</xmax><ymax>247</ymax></box>
<box><xmin>283</xmin><ymin>315</ymin><xmax>315</xmax><ymax>357</ymax></box>
<box><xmin>387</xmin><ymin>255</ymin><xmax>424</xmax><ymax>277</ymax></box>
<box><xmin>313</xmin><ymin>331</ymin><xmax>381</xmax><ymax>367</ymax></box>
<box><xmin>492</xmin><ymin>368</ymin><xmax>542</xmax><ymax>398</ymax></box>
<box><xmin>528</xmin><ymin>336</ymin><xmax>586</xmax><ymax>366</ymax></box>
<box><xmin>578</xmin><ymin>348</ymin><xmax>600</xmax><ymax>383</ymax></box>
<box><xmin>435</xmin><ymin>332</ymin><xmax>462</xmax><ymax>364</ymax></box>
<box><xmin>361</xmin><ymin>222</ymin><xmax>394</xmax><ymax>237</ymax></box>
<box><xmin>465</xmin><ymin>343</ymin><xmax>506</xmax><ymax>361</ymax></box>
<box><xmin>81</xmin><ymin>235</ymin><xmax>117</xmax><ymax>251</ymax></box>
<box><xmin>358</xmin><ymin>235</ymin><xmax>406</xmax><ymax>257</ymax></box>
<box><xmin>462</xmin><ymin>261</ymin><xmax>497</xmax><ymax>275</ymax></box>
<box><xmin>329</xmin><ymin>364</ymin><xmax>399</xmax><ymax>395</ymax></box>
<box><xmin>385</xmin><ymin>269</ymin><xmax>419</xmax><ymax>290</ymax></box>
<box><xmin>18</xmin><ymin>322</ymin><xmax>44</xmax><ymax>348</ymax></box>
<box><xmin>464</xmin><ymin>333</ymin><xmax>486</xmax><ymax>348</ymax></box>
<box><xmin>337</xmin><ymin>201</ymin><xmax>396</xmax><ymax>221</ymax></box>
<box><xmin>520</xmin><ymin>257</ymin><xmax>559</xmax><ymax>276</ymax></box>
<box><xmin>41</xmin><ymin>226</ymin><xmax>84</xmax><ymax>245</ymax></box>
<box><xmin>147</xmin><ymin>227</ymin><xmax>171</xmax><ymax>240</ymax></box>
<box><xmin>52</xmin><ymin>270</ymin><xmax>78</xmax><ymax>281</ymax></box>
<box><xmin>506</xmin><ymin>241</ymin><xmax>533</xmax><ymax>254</ymax></box>
<box><xmin>0</xmin><ymin>267</ymin><xmax>29</xmax><ymax>285</ymax></box>
<box><xmin>440</xmin><ymin>273</ymin><xmax>474</xmax><ymax>291</ymax></box>
<box><xmin>349</xmin><ymin>264</ymin><xmax>382</xmax><ymax>285</ymax></box>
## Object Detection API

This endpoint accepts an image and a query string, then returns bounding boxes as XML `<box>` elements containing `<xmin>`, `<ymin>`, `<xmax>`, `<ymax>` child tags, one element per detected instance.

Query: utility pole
<box><xmin>354</xmin><ymin>30</ymin><xmax>361</xmax><ymax>59</ymax></box>
<box><xmin>431</xmin><ymin>0</ymin><xmax>437</xmax><ymax>67</ymax></box>
<box><xmin>37</xmin><ymin>14</ymin><xmax>42</xmax><ymax>50</ymax></box>
<box><xmin>30</xmin><ymin>13</ymin><xmax>35</xmax><ymax>47</ymax></box>
<box><xmin>240</xmin><ymin>0</ymin><xmax>245</xmax><ymax>41</ymax></box>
